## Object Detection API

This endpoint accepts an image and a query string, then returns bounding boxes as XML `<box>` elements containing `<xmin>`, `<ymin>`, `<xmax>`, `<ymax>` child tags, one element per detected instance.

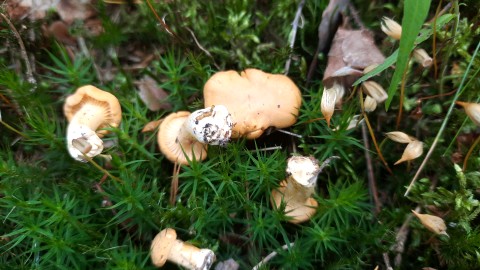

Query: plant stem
<box><xmin>405</xmin><ymin>39</ymin><xmax>480</xmax><ymax>196</ymax></box>
<box><xmin>462</xmin><ymin>135</ymin><xmax>480</xmax><ymax>171</ymax></box>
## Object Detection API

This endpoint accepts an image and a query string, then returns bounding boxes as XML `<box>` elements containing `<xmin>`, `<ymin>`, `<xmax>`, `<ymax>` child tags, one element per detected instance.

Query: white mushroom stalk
<box><xmin>179</xmin><ymin>105</ymin><xmax>233</xmax><ymax>147</ymax></box>
<box><xmin>283</xmin><ymin>156</ymin><xmax>321</xmax><ymax>208</ymax></box>
<box><xmin>67</xmin><ymin>103</ymin><xmax>107</xmax><ymax>161</ymax></box>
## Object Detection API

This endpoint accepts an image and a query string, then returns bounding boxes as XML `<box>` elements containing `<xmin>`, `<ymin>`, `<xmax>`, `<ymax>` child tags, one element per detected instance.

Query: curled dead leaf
<box><xmin>395</xmin><ymin>140</ymin><xmax>424</xmax><ymax>165</ymax></box>
<box><xmin>456</xmin><ymin>101</ymin><xmax>480</xmax><ymax>126</ymax></box>
<box><xmin>321</xmin><ymin>86</ymin><xmax>338</xmax><ymax>127</ymax></box>
<box><xmin>385</xmin><ymin>131</ymin><xmax>416</xmax><ymax>144</ymax></box>
<box><xmin>362</xmin><ymin>81</ymin><xmax>388</xmax><ymax>103</ymax></box>
<box><xmin>412</xmin><ymin>210</ymin><xmax>448</xmax><ymax>237</ymax></box>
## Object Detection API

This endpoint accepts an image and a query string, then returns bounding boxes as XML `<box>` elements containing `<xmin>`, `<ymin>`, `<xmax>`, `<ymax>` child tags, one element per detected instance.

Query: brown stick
<box><xmin>0</xmin><ymin>12</ymin><xmax>37</xmax><ymax>89</ymax></box>
<box><xmin>361</xmin><ymin>121</ymin><xmax>381</xmax><ymax>214</ymax></box>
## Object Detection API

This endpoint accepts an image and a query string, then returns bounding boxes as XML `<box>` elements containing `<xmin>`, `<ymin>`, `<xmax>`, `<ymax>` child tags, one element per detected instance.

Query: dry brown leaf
<box><xmin>412</xmin><ymin>210</ymin><xmax>448</xmax><ymax>237</ymax></box>
<box><xmin>456</xmin><ymin>101</ymin><xmax>480</xmax><ymax>126</ymax></box>
<box><xmin>323</xmin><ymin>27</ymin><xmax>385</xmax><ymax>88</ymax></box>
<box><xmin>395</xmin><ymin>140</ymin><xmax>424</xmax><ymax>165</ymax></box>
<box><xmin>46</xmin><ymin>21</ymin><xmax>76</xmax><ymax>46</ymax></box>
<box><xmin>136</xmin><ymin>76</ymin><xmax>172</xmax><ymax>111</ymax></box>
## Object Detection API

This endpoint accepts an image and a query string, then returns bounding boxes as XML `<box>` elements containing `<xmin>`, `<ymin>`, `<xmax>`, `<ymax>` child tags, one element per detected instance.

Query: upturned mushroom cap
<box><xmin>157</xmin><ymin>111</ymin><xmax>208</xmax><ymax>165</ymax></box>
<box><xmin>64</xmin><ymin>85</ymin><xmax>122</xmax><ymax>137</ymax></box>
<box><xmin>151</xmin><ymin>228</ymin><xmax>178</xmax><ymax>267</ymax></box>
<box><xmin>203</xmin><ymin>69</ymin><xmax>302</xmax><ymax>139</ymax></box>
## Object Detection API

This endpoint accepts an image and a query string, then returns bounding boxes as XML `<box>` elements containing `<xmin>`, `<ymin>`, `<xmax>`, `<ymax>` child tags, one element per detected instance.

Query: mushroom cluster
<box><xmin>64</xmin><ymin>85</ymin><xmax>122</xmax><ymax>162</ymax></box>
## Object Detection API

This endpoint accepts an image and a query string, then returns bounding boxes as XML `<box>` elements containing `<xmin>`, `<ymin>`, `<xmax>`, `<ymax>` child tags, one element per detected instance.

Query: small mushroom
<box><xmin>64</xmin><ymin>85</ymin><xmax>122</xmax><ymax>162</ymax></box>
<box><xmin>271</xmin><ymin>156</ymin><xmax>321</xmax><ymax>223</ymax></box>
<box><xmin>151</xmin><ymin>228</ymin><xmax>216</xmax><ymax>270</ymax></box>
<box><xmin>203</xmin><ymin>68</ymin><xmax>302</xmax><ymax>139</ymax></box>
<box><xmin>157</xmin><ymin>105</ymin><xmax>233</xmax><ymax>165</ymax></box>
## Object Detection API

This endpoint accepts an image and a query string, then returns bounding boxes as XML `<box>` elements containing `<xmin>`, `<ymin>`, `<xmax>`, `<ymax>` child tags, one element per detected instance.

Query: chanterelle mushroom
<box><xmin>203</xmin><ymin>68</ymin><xmax>302</xmax><ymax>139</ymax></box>
<box><xmin>64</xmin><ymin>85</ymin><xmax>122</xmax><ymax>162</ymax></box>
<box><xmin>151</xmin><ymin>228</ymin><xmax>216</xmax><ymax>270</ymax></box>
<box><xmin>158</xmin><ymin>105</ymin><xmax>233</xmax><ymax>165</ymax></box>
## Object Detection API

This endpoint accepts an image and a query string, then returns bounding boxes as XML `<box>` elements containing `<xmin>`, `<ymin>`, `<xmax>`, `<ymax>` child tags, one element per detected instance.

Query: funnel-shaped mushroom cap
<box><xmin>64</xmin><ymin>85</ymin><xmax>122</xmax><ymax>137</ymax></box>
<box><xmin>158</xmin><ymin>111</ymin><xmax>208</xmax><ymax>165</ymax></box>
<box><xmin>204</xmin><ymin>69</ymin><xmax>302</xmax><ymax>139</ymax></box>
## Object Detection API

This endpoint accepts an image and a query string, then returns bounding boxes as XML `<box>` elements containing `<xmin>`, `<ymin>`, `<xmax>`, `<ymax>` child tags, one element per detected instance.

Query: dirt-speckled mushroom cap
<box><xmin>150</xmin><ymin>228</ymin><xmax>177</xmax><ymax>267</ymax></box>
<box><xmin>157</xmin><ymin>111</ymin><xmax>208</xmax><ymax>165</ymax></box>
<box><xmin>64</xmin><ymin>85</ymin><xmax>122</xmax><ymax>137</ymax></box>
<box><xmin>203</xmin><ymin>69</ymin><xmax>302</xmax><ymax>139</ymax></box>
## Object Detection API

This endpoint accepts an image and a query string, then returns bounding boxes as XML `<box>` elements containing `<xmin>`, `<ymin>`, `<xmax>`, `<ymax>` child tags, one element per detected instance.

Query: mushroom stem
<box><xmin>177</xmin><ymin>105</ymin><xmax>233</xmax><ymax>147</ymax></box>
<box><xmin>271</xmin><ymin>156</ymin><xmax>321</xmax><ymax>223</ymax></box>
<box><xmin>67</xmin><ymin>103</ymin><xmax>108</xmax><ymax>161</ymax></box>
<box><xmin>283</xmin><ymin>156</ymin><xmax>320</xmax><ymax>206</ymax></box>
<box><xmin>151</xmin><ymin>228</ymin><xmax>216</xmax><ymax>270</ymax></box>
<box><xmin>168</xmin><ymin>240</ymin><xmax>216</xmax><ymax>270</ymax></box>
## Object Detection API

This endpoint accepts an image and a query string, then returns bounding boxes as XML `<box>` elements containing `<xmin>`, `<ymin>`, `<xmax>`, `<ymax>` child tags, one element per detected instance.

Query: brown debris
<box><xmin>136</xmin><ymin>75</ymin><xmax>172</xmax><ymax>111</ymax></box>
<box><xmin>323</xmin><ymin>27</ymin><xmax>385</xmax><ymax>89</ymax></box>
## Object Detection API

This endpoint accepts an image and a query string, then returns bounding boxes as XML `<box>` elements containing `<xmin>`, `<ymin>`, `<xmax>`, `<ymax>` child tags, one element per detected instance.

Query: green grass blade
<box><xmin>385</xmin><ymin>0</ymin><xmax>432</xmax><ymax>109</ymax></box>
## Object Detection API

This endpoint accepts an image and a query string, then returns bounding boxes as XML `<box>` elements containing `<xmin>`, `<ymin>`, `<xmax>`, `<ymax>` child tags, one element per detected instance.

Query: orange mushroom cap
<box><xmin>157</xmin><ymin>111</ymin><xmax>208</xmax><ymax>165</ymax></box>
<box><xmin>64</xmin><ymin>85</ymin><xmax>122</xmax><ymax>137</ymax></box>
<box><xmin>203</xmin><ymin>68</ymin><xmax>302</xmax><ymax>139</ymax></box>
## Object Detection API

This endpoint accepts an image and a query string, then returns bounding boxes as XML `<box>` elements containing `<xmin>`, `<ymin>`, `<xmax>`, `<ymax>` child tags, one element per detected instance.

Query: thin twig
<box><xmin>252</xmin><ymin>243</ymin><xmax>295</xmax><ymax>270</ymax></box>
<box><xmin>284</xmin><ymin>0</ymin><xmax>305</xmax><ymax>75</ymax></box>
<box><xmin>405</xmin><ymin>40</ymin><xmax>480</xmax><ymax>196</ymax></box>
<box><xmin>185</xmin><ymin>27</ymin><xmax>220</xmax><ymax>70</ymax></box>
<box><xmin>170</xmin><ymin>162</ymin><xmax>181</xmax><ymax>205</ymax></box>
<box><xmin>395</xmin><ymin>61</ymin><xmax>410</xmax><ymax>129</ymax></box>
<box><xmin>392</xmin><ymin>206</ymin><xmax>420</xmax><ymax>267</ymax></box>
<box><xmin>145</xmin><ymin>0</ymin><xmax>182</xmax><ymax>42</ymax></box>
<box><xmin>359</xmin><ymin>92</ymin><xmax>393</xmax><ymax>174</ymax></box>
<box><xmin>361</xmin><ymin>121</ymin><xmax>381</xmax><ymax>214</ymax></box>
<box><xmin>0</xmin><ymin>12</ymin><xmax>37</xmax><ymax>90</ymax></box>
<box><xmin>382</xmin><ymin>253</ymin><xmax>393</xmax><ymax>270</ymax></box>
<box><xmin>319</xmin><ymin>155</ymin><xmax>339</xmax><ymax>173</ymax></box>
<box><xmin>276</xmin><ymin>129</ymin><xmax>303</xmax><ymax>138</ymax></box>
<box><xmin>463</xmin><ymin>135</ymin><xmax>480</xmax><ymax>171</ymax></box>
<box><xmin>249</xmin><ymin>146</ymin><xmax>282</xmax><ymax>152</ymax></box>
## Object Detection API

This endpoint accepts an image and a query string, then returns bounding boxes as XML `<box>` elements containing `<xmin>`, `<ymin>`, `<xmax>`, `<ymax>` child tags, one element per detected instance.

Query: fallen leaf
<box><xmin>323</xmin><ymin>27</ymin><xmax>385</xmax><ymax>88</ymax></box>
<box><xmin>136</xmin><ymin>76</ymin><xmax>172</xmax><ymax>111</ymax></box>
<box><xmin>412</xmin><ymin>210</ymin><xmax>448</xmax><ymax>237</ymax></box>
<box><xmin>46</xmin><ymin>21</ymin><xmax>77</xmax><ymax>46</ymax></box>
